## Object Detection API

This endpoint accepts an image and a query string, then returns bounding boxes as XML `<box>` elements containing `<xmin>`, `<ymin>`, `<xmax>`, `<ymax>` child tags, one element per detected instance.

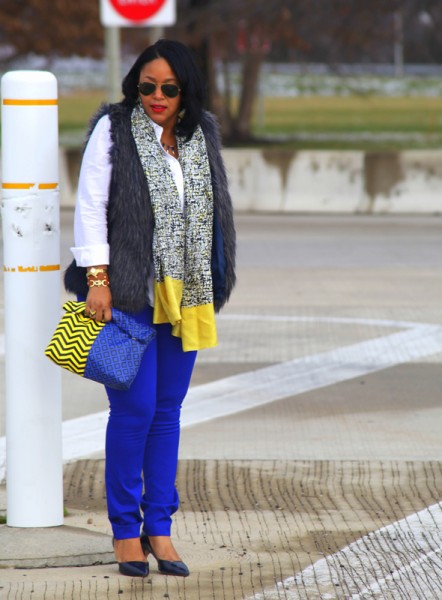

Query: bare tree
<box><xmin>173</xmin><ymin>0</ymin><xmax>409</xmax><ymax>141</ymax></box>
<box><xmin>173</xmin><ymin>0</ymin><xmax>311</xmax><ymax>140</ymax></box>
<box><xmin>401</xmin><ymin>0</ymin><xmax>442</xmax><ymax>63</ymax></box>
<box><xmin>0</xmin><ymin>0</ymin><xmax>103</xmax><ymax>63</ymax></box>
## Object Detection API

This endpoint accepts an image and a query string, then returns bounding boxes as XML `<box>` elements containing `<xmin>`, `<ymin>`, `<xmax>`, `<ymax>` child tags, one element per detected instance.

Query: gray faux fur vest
<box><xmin>64</xmin><ymin>102</ymin><xmax>236</xmax><ymax>314</ymax></box>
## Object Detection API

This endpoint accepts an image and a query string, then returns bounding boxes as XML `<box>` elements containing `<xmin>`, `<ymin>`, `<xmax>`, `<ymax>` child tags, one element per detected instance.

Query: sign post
<box><xmin>1</xmin><ymin>71</ymin><xmax>63</xmax><ymax>527</ymax></box>
<box><xmin>105</xmin><ymin>27</ymin><xmax>122</xmax><ymax>103</ymax></box>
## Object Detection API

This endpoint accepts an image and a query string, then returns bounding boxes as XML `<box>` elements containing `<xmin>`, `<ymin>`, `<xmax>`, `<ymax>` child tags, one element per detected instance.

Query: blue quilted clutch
<box><xmin>45</xmin><ymin>301</ymin><xmax>156</xmax><ymax>390</ymax></box>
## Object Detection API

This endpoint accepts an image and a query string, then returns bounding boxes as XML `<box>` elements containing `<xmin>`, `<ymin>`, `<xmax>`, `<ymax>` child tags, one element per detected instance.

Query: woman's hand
<box><xmin>86</xmin><ymin>286</ymin><xmax>113</xmax><ymax>322</ymax></box>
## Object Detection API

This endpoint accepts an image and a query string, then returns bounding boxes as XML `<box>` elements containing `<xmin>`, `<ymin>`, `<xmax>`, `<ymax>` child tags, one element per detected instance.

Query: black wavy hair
<box><xmin>122</xmin><ymin>39</ymin><xmax>205</xmax><ymax>140</ymax></box>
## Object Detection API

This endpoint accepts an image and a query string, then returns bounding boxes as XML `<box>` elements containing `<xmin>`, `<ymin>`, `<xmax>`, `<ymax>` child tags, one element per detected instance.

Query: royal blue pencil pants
<box><xmin>104</xmin><ymin>305</ymin><xmax>197</xmax><ymax>540</ymax></box>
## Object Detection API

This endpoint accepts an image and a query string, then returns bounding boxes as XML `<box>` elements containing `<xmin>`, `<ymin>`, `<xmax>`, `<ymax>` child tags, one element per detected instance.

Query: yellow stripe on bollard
<box><xmin>2</xmin><ymin>99</ymin><xmax>57</xmax><ymax>106</ymax></box>
<box><xmin>2</xmin><ymin>183</ymin><xmax>58</xmax><ymax>190</ymax></box>
<box><xmin>2</xmin><ymin>183</ymin><xmax>35</xmax><ymax>189</ymax></box>
<box><xmin>18</xmin><ymin>266</ymin><xmax>38</xmax><ymax>272</ymax></box>
<box><xmin>3</xmin><ymin>265</ymin><xmax>60</xmax><ymax>272</ymax></box>
<box><xmin>38</xmin><ymin>183</ymin><xmax>58</xmax><ymax>190</ymax></box>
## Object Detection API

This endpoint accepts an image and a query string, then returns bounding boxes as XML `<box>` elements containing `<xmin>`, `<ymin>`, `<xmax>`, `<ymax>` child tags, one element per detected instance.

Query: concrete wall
<box><xmin>222</xmin><ymin>149</ymin><xmax>442</xmax><ymax>214</ymax></box>
<box><xmin>14</xmin><ymin>148</ymin><xmax>442</xmax><ymax>214</ymax></box>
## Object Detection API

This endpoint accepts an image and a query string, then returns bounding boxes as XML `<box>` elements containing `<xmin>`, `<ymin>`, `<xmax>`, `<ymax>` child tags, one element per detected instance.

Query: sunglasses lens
<box><xmin>138</xmin><ymin>82</ymin><xmax>156</xmax><ymax>96</ymax></box>
<box><xmin>138</xmin><ymin>82</ymin><xmax>180</xmax><ymax>98</ymax></box>
<box><xmin>162</xmin><ymin>84</ymin><xmax>180</xmax><ymax>98</ymax></box>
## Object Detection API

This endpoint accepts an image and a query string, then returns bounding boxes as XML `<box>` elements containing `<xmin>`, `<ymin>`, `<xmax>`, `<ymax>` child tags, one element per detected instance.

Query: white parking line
<box><xmin>43</xmin><ymin>319</ymin><xmax>442</xmax><ymax>466</ymax></box>
<box><xmin>247</xmin><ymin>502</ymin><xmax>442</xmax><ymax>600</ymax></box>
<box><xmin>2</xmin><ymin>315</ymin><xmax>442</xmax><ymax>481</ymax></box>
<box><xmin>180</xmin><ymin>320</ymin><xmax>442</xmax><ymax>428</ymax></box>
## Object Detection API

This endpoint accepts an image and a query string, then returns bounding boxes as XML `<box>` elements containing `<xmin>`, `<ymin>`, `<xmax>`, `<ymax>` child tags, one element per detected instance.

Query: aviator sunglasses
<box><xmin>138</xmin><ymin>82</ymin><xmax>181</xmax><ymax>98</ymax></box>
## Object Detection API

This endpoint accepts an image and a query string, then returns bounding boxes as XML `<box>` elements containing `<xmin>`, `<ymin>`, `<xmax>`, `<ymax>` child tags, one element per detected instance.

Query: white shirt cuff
<box><xmin>70</xmin><ymin>244</ymin><xmax>110</xmax><ymax>267</ymax></box>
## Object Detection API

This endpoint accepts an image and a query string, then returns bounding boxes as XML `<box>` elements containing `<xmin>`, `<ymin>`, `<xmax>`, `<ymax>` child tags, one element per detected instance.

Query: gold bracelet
<box><xmin>87</xmin><ymin>279</ymin><xmax>110</xmax><ymax>288</ymax></box>
<box><xmin>86</xmin><ymin>267</ymin><xmax>107</xmax><ymax>277</ymax></box>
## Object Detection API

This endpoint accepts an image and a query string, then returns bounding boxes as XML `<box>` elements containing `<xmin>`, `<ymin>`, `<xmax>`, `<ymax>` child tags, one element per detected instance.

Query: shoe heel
<box><xmin>140</xmin><ymin>532</ymin><xmax>189</xmax><ymax>577</ymax></box>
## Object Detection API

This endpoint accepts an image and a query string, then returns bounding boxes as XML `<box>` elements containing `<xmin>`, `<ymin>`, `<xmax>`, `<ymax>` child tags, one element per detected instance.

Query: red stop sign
<box><xmin>110</xmin><ymin>0</ymin><xmax>166</xmax><ymax>22</ymax></box>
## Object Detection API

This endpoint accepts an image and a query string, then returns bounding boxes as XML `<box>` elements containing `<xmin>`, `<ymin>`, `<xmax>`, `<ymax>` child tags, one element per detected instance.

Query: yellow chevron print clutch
<box><xmin>45</xmin><ymin>301</ymin><xmax>155</xmax><ymax>390</ymax></box>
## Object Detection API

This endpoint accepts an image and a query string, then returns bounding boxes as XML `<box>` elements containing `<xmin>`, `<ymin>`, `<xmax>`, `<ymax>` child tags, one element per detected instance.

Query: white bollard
<box><xmin>1</xmin><ymin>71</ymin><xmax>63</xmax><ymax>527</ymax></box>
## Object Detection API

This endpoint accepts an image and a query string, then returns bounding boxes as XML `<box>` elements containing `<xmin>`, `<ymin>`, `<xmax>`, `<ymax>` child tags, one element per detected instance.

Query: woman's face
<box><xmin>138</xmin><ymin>58</ymin><xmax>181</xmax><ymax>131</ymax></box>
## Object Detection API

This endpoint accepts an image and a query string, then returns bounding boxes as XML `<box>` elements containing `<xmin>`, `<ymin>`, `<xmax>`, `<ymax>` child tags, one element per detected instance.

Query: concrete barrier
<box><xmin>3</xmin><ymin>148</ymin><xmax>442</xmax><ymax>214</ymax></box>
<box><xmin>223</xmin><ymin>149</ymin><xmax>365</xmax><ymax>213</ymax></box>
<box><xmin>223</xmin><ymin>149</ymin><xmax>442</xmax><ymax>214</ymax></box>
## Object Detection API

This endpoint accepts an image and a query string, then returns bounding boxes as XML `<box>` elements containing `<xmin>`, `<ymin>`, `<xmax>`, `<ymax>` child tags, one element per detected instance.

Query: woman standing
<box><xmin>64</xmin><ymin>39</ymin><xmax>236</xmax><ymax>577</ymax></box>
